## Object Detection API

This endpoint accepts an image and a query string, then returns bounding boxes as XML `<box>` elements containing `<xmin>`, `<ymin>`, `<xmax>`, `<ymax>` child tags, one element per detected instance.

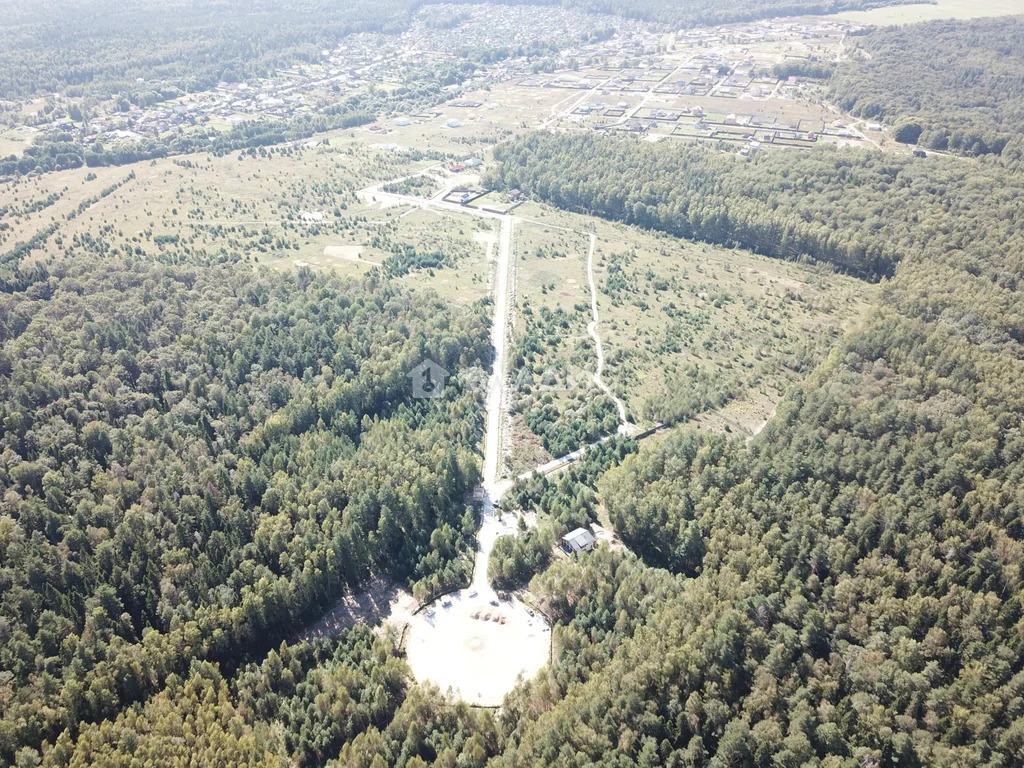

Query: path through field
<box><xmin>585</xmin><ymin>232</ymin><xmax>630</xmax><ymax>429</ymax></box>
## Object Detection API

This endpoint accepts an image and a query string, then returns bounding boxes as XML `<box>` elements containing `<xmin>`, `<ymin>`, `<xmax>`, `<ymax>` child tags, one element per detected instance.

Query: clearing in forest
<box><xmin>508</xmin><ymin>202</ymin><xmax>874</xmax><ymax>440</ymax></box>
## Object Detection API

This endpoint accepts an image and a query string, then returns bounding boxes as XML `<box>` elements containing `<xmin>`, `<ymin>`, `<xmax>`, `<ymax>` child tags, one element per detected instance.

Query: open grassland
<box><xmin>0</xmin><ymin>140</ymin><xmax>438</xmax><ymax>264</ymax></box>
<box><xmin>264</xmin><ymin>203</ymin><xmax>494</xmax><ymax>306</ymax></box>
<box><xmin>511</xmin><ymin>202</ymin><xmax>874</xmax><ymax>437</ymax></box>
<box><xmin>0</xmin><ymin>129</ymin><xmax>33</xmax><ymax>159</ymax></box>
<box><xmin>360</xmin><ymin>84</ymin><xmax>572</xmax><ymax>156</ymax></box>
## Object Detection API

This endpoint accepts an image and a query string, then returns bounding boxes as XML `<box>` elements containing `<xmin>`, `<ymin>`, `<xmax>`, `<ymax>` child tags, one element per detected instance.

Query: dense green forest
<box><xmin>829</xmin><ymin>16</ymin><xmax>1024</xmax><ymax>156</ymax></box>
<box><xmin>5</xmin><ymin>4</ymin><xmax>1024</xmax><ymax>764</ymax></box>
<box><xmin>47</xmin><ymin>626</ymin><xmax>500</xmax><ymax>767</ymax></box>
<box><xmin>486</xmin><ymin>131</ymin><xmax>1024</xmax><ymax>281</ymax></box>
<box><xmin>9</xmin><ymin>129</ymin><xmax>1024</xmax><ymax>764</ymax></box>
<box><xmin>0</xmin><ymin>256</ymin><xmax>491</xmax><ymax>763</ymax></box>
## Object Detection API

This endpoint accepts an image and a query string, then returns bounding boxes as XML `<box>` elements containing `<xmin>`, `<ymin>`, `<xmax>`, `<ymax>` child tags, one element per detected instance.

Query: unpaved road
<box><xmin>585</xmin><ymin>232</ymin><xmax>630</xmax><ymax>430</ymax></box>
<box><xmin>306</xmin><ymin>177</ymin><xmax>641</xmax><ymax>705</ymax></box>
<box><xmin>359</xmin><ymin>177</ymin><xmax>551</xmax><ymax>706</ymax></box>
<box><xmin>483</xmin><ymin>214</ymin><xmax>514</xmax><ymax>490</ymax></box>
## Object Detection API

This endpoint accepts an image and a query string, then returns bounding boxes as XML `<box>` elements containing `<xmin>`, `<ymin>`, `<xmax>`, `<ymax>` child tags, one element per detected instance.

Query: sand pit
<box><xmin>405</xmin><ymin>588</ymin><xmax>549</xmax><ymax>707</ymax></box>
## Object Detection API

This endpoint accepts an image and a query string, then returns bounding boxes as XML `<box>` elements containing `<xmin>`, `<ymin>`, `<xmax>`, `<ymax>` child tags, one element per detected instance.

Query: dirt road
<box><xmin>356</xmin><ymin>178</ymin><xmax>519</xmax><ymax>571</ymax></box>
<box><xmin>585</xmin><ymin>232</ymin><xmax>630</xmax><ymax>430</ymax></box>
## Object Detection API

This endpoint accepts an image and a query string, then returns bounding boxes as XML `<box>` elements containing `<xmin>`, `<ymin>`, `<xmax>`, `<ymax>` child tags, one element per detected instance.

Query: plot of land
<box><xmin>507</xmin><ymin>218</ymin><xmax>620</xmax><ymax>473</ymax></box>
<box><xmin>0</xmin><ymin>140</ymin><xmax>430</xmax><ymax>266</ymax></box>
<box><xmin>510</xmin><ymin>202</ymin><xmax>875</xmax><ymax>436</ymax></box>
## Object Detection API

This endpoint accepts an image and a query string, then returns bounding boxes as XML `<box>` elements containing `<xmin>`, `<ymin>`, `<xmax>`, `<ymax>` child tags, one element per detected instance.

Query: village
<box><xmin>1</xmin><ymin>7</ymin><xmax>885</xmax><ymax>168</ymax></box>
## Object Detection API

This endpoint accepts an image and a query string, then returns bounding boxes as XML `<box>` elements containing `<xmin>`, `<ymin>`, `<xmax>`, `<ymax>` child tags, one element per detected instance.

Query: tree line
<box><xmin>486</xmin><ymin>132</ymin><xmax>1024</xmax><ymax>281</ymax></box>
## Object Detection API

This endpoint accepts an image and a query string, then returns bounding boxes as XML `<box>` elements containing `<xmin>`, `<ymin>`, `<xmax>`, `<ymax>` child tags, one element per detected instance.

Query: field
<box><xmin>361</xmin><ymin>84</ymin><xmax>573</xmax><ymax>156</ymax></box>
<box><xmin>509</xmin><ymin>202</ymin><xmax>875</xmax><ymax>438</ymax></box>
<box><xmin>0</xmin><ymin>140</ymin><xmax>431</xmax><ymax>260</ymax></box>
<box><xmin>0</xmin><ymin>128</ymin><xmax>33</xmax><ymax>159</ymax></box>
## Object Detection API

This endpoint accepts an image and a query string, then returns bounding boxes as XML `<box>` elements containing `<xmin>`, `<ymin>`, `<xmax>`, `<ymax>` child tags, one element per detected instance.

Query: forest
<box><xmin>0</xmin><ymin>256</ymin><xmax>492</xmax><ymax>763</ymax></box>
<box><xmin>6</xmin><ymin>126</ymin><xmax>1024</xmax><ymax>767</ymax></box>
<box><xmin>3</xmin><ymin>3</ymin><xmax>1024</xmax><ymax>766</ymax></box>
<box><xmin>486</xmin><ymin>131</ymin><xmax>1021</xmax><ymax>280</ymax></box>
<box><xmin>829</xmin><ymin>16</ymin><xmax>1024</xmax><ymax>156</ymax></box>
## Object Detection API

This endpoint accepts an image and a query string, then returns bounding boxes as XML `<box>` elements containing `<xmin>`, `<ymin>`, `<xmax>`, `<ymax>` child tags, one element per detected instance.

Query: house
<box><xmin>508</xmin><ymin>189</ymin><xmax>522</xmax><ymax>202</ymax></box>
<box><xmin>464</xmin><ymin>157</ymin><xmax>483</xmax><ymax>168</ymax></box>
<box><xmin>450</xmin><ymin>163</ymin><xmax>466</xmax><ymax>173</ymax></box>
<box><xmin>866</xmin><ymin>122</ymin><xmax>882</xmax><ymax>132</ymax></box>
<box><xmin>561</xmin><ymin>528</ymin><xmax>596</xmax><ymax>555</ymax></box>
<box><xmin>912</xmin><ymin>147</ymin><xmax>927</xmax><ymax>158</ymax></box>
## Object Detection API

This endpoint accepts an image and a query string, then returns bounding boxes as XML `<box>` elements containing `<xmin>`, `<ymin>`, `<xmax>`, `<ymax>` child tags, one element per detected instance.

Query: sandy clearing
<box><xmin>404</xmin><ymin>586</ymin><xmax>549</xmax><ymax>707</ymax></box>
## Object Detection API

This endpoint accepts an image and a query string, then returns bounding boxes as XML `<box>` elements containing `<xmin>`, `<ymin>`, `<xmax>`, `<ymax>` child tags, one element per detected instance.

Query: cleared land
<box><xmin>404</xmin><ymin>585</ymin><xmax>550</xmax><ymax>707</ymax></box>
<box><xmin>0</xmin><ymin>141</ymin><xmax>434</xmax><ymax>264</ymax></box>
<box><xmin>510</xmin><ymin>202</ymin><xmax>875</xmax><ymax>436</ymax></box>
